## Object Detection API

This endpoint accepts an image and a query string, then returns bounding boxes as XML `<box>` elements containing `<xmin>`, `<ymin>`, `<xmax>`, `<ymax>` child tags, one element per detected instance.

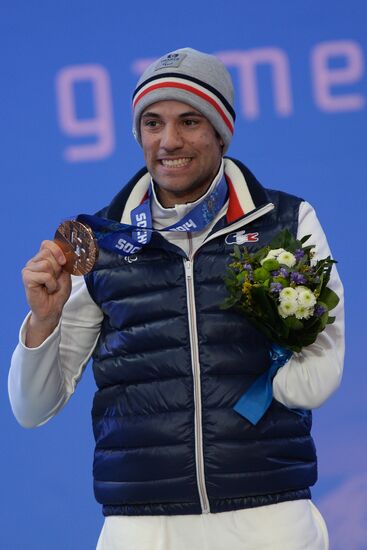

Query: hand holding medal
<box><xmin>21</xmin><ymin>220</ymin><xmax>99</xmax><ymax>347</ymax></box>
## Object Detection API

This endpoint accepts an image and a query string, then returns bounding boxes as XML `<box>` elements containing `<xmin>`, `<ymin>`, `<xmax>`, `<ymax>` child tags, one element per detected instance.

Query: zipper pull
<box><xmin>185</xmin><ymin>259</ymin><xmax>192</xmax><ymax>278</ymax></box>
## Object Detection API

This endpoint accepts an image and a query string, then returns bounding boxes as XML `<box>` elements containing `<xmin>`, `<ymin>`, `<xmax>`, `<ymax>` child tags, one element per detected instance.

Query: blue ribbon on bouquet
<box><xmin>233</xmin><ymin>344</ymin><xmax>292</xmax><ymax>425</ymax></box>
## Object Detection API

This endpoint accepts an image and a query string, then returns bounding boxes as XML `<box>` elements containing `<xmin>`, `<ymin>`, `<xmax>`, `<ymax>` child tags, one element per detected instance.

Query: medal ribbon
<box><xmin>77</xmin><ymin>174</ymin><xmax>228</xmax><ymax>256</ymax></box>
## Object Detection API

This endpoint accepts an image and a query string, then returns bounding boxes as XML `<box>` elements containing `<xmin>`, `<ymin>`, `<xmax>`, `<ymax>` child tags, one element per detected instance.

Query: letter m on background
<box><xmin>216</xmin><ymin>49</ymin><xmax>293</xmax><ymax>119</ymax></box>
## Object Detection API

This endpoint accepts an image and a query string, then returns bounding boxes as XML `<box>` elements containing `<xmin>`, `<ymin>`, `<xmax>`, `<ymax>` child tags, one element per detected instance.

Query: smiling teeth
<box><xmin>161</xmin><ymin>158</ymin><xmax>191</xmax><ymax>168</ymax></box>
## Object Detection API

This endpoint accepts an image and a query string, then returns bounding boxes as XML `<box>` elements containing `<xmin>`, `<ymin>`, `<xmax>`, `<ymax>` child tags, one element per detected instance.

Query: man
<box><xmin>9</xmin><ymin>48</ymin><xmax>344</xmax><ymax>549</ymax></box>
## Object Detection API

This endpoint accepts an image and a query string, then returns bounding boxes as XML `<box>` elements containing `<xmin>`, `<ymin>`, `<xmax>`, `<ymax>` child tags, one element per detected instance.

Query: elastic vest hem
<box><xmin>102</xmin><ymin>488</ymin><xmax>311</xmax><ymax>516</ymax></box>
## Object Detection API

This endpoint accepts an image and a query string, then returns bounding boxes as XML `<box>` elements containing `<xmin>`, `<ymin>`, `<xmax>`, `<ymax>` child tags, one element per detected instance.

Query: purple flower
<box><xmin>272</xmin><ymin>268</ymin><xmax>289</xmax><ymax>278</ymax></box>
<box><xmin>270</xmin><ymin>282</ymin><xmax>283</xmax><ymax>294</ymax></box>
<box><xmin>315</xmin><ymin>304</ymin><xmax>326</xmax><ymax>317</ymax></box>
<box><xmin>279</xmin><ymin>267</ymin><xmax>289</xmax><ymax>278</ymax></box>
<box><xmin>290</xmin><ymin>272</ymin><xmax>307</xmax><ymax>284</ymax></box>
<box><xmin>241</xmin><ymin>263</ymin><xmax>253</xmax><ymax>281</ymax></box>
<box><xmin>295</xmin><ymin>249</ymin><xmax>305</xmax><ymax>260</ymax></box>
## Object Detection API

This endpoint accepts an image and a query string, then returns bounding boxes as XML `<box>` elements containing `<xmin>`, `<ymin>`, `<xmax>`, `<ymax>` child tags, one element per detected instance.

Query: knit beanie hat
<box><xmin>132</xmin><ymin>47</ymin><xmax>235</xmax><ymax>153</ymax></box>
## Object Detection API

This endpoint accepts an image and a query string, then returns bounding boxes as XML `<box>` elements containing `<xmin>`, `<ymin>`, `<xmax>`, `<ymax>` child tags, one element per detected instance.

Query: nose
<box><xmin>160</xmin><ymin>122</ymin><xmax>184</xmax><ymax>151</ymax></box>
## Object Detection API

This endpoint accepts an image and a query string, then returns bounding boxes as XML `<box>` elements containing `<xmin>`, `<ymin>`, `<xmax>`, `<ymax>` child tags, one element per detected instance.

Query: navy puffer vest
<box><xmin>85</xmin><ymin>159</ymin><xmax>317</xmax><ymax>516</ymax></box>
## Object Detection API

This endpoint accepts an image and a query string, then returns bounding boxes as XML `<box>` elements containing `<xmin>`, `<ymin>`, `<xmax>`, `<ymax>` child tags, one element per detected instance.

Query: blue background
<box><xmin>1</xmin><ymin>1</ymin><xmax>366</xmax><ymax>548</ymax></box>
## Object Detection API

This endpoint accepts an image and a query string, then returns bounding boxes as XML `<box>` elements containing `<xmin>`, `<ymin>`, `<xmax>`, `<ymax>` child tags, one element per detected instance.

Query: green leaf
<box><xmin>283</xmin><ymin>316</ymin><xmax>304</xmax><ymax>330</ymax></box>
<box><xmin>299</xmin><ymin>234</ymin><xmax>312</xmax><ymax>245</ymax></box>
<box><xmin>273</xmin><ymin>276</ymin><xmax>288</xmax><ymax>286</ymax></box>
<box><xmin>289</xmin><ymin>328</ymin><xmax>319</xmax><ymax>348</ymax></box>
<box><xmin>267</xmin><ymin>228</ymin><xmax>297</xmax><ymax>251</ymax></box>
<box><xmin>250</xmin><ymin>286</ymin><xmax>277</xmax><ymax>323</ymax></box>
<box><xmin>314</xmin><ymin>271</ymin><xmax>325</xmax><ymax>295</ymax></box>
<box><xmin>303</xmin><ymin>314</ymin><xmax>321</xmax><ymax>330</ymax></box>
<box><xmin>318</xmin><ymin>287</ymin><xmax>340</xmax><ymax>310</ymax></box>
<box><xmin>236</xmin><ymin>271</ymin><xmax>247</xmax><ymax>284</ymax></box>
<box><xmin>318</xmin><ymin>310</ymin><xmax>330</xmax><ymax>331</ymax></box>
<box><xmin>252</xmin><ymin>247</ymin><xmax>267</xmax><ymax>262</ymax></box>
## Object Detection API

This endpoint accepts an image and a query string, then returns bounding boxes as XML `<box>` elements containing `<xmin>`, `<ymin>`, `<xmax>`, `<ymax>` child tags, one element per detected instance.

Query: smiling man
<box><xmin>9</xmin><ymin>48</ymin><xmax>344</xmax><ymax>549</ymax></box>
<box><xmin>139</xmin><ymin>101</ymin><xmax>224</xmax><ymax>206</ymax></box>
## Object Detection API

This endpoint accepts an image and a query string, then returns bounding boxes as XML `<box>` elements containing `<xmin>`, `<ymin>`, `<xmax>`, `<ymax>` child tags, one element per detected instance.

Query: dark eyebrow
<box><xmin>141</xmin><ymin>112</ymin><xmax>161</xmax><ymax>119</ymax></box>
<box><xmin>141</xmin><ymin>111</ymin><xmax>204</xmax><ymax>119</ymax></box>
<box><xmin>179</xmin><ymin>111</ymin><xmax>204</xmax><ymax>118</ymax></box>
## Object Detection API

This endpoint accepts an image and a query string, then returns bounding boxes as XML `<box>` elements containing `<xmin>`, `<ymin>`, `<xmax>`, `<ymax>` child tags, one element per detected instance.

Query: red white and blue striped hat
<box><xmin>132</xmin><ymin>48</ymin><xmax>235</xmax><ymax>153</ymax></box>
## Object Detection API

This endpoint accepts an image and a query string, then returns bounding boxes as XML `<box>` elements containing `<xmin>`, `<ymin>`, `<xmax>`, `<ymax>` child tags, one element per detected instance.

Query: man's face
<box><xmin>140</xmin><ymin>100</ymin><xmax>224</xmax><ymax>207</ymax></box>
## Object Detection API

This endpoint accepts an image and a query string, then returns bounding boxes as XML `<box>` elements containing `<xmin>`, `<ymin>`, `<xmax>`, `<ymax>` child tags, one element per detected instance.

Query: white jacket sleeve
<box><xmin>272</xmin><ymin>201</ymin><xmax>345</xmax><ymax>409</ymax></box>
<box><xmin>8</xmin><ymin>276</ymin><xmax>103</xmax><ymax>428</ymax></box>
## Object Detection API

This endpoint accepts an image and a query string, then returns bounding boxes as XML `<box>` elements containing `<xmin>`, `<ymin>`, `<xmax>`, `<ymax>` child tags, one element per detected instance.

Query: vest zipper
<box><xmin>182</xmin><ymin>202</ymin><xmax>274</xmax><ymax>514</ymax></box>
<box><xmin>184</xmin><ymin>234</ymin><xmax>210</xmax><ymax>514</ymax></box>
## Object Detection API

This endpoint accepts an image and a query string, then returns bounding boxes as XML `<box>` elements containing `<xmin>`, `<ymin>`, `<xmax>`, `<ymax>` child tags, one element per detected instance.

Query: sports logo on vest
<box><xmin>225</xmin><ymin>230</ymin><xmax>259</xmax><ymax>246</ymax></box>
<box><xmin>123</xmin><ymin>255</ymin><xmax>138</xmax><ymax>263</ymax></box>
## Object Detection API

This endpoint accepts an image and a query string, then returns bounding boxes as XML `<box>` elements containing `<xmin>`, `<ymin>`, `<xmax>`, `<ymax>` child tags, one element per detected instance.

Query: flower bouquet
<box><xmin>222</xmin><ymin>229</ymin><xmax>339</xmax><ymax>353</ymax></box>
<box><xmin>222</xmin><ymin>229</ymin><xmax>340</xmax><ymax>425</ymax></box>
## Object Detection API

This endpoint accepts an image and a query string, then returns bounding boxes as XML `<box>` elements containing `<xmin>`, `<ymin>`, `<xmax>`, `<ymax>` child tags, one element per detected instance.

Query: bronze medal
<box><xmin>54</xmin><ymin>220</ymin><xmax>98</xmax><ymax>276</ymax></box>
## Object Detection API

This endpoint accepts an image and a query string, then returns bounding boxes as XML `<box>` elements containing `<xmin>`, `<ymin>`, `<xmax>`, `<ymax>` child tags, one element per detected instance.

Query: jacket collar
<box><xmin>103</xmin><ymin>157</ymin><xmax>271</xmax><ymax>225</ymax></box>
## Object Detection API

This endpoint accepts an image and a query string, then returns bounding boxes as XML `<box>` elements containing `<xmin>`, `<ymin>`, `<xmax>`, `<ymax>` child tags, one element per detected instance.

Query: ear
<box><xmin>215</xmin><ymin>130</ymin><xmax>224</xmax><ymax>149</ymax></box>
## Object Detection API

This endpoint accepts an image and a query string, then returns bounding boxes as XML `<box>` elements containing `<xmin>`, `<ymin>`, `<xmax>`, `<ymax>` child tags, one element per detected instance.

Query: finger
<box><xmin>23</xmin><ymin>268</ymin><xmax>59</xmax><ymax>294</ymax></box>
<box><xmin>25</xmin><ymin>256</ymin><xmax>62</xmax><ymax>281</ymax></box>
<box><xmin>28</xmin><ymin>245</ymin><xmax>65</xmax><ymax>273</ymax></box>
<box><xmin>40</xmin><ymin>240</ymin><xmax>67</xmax><ymax>265</ymax></box>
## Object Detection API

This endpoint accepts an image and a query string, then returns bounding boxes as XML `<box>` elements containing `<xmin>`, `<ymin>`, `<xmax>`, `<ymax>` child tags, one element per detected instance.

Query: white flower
<box><xmin>295</xmin><ymin>306</ymin><xmax>314</xmax><ymax>320</ymax></box>
<box><xmin>278</xmin><ymin>300</ymin><xmax>298</xmax><ymax>318</ymax></box>
<box><xmin>260</xmin><ymin>248</ymin><xmax>285</xmax><ymax>265</ymax></box>
<box><xmin>296</xmin><ymin>285</ymin><xmax>308</xmax><ymax>292</ymax></box>
<box><xmin>268</xmin><ymin>248</ymin><xmax>286</xmax><ymax>257</ymax></box>
<box><xmin>279</xmin><ymin>287</ymin><xmax>297</xmax><ymax>302</ymax></box>
<box><xmin>296</xmin><ymin>288</ymin><xmax>316</xmax><ymax>308</ymax></box>
<box><xmin>277</xmin><ymin>284</ymin><xmax>316</xmax><ymax>320</ymax></box>
<box><xmin>277</xmin><ymin>251</ymin><xmax>296</xmax><ymax>268</ymax></box>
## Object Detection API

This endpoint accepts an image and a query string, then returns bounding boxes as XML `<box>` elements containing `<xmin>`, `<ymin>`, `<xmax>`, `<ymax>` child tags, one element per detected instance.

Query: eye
<box><xmin>141</xmin><ymin>118</ymin><xmax>162</xmax><ymax>132</ymax></box>
<box><xmin>183</xmin><ymin>118</ymin><xmax>199</xmax><ymax>126</ymax></box>
<box><xmin>143</xmin><ymin>119</ymin><xmax>161</xmax><ymax>129</ymax></box>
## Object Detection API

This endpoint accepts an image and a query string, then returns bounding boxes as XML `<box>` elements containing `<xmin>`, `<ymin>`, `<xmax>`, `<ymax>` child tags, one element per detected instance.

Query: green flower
<box><xmin>253</xmin><ymin>267</ymin><xmax>269</xmax><ymax>282</ymax></box>
<box><xmin>262</xmin><ymin>259</ymin><xmax>280</xmax><ymax>271</ymax></box>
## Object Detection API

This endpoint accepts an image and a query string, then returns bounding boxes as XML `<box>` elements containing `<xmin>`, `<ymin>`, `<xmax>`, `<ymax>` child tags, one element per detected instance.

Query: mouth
<box><xmin>159</xmin><ymin>157</ymin><xmax>192</xmax><ymax>168</ymax></box>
